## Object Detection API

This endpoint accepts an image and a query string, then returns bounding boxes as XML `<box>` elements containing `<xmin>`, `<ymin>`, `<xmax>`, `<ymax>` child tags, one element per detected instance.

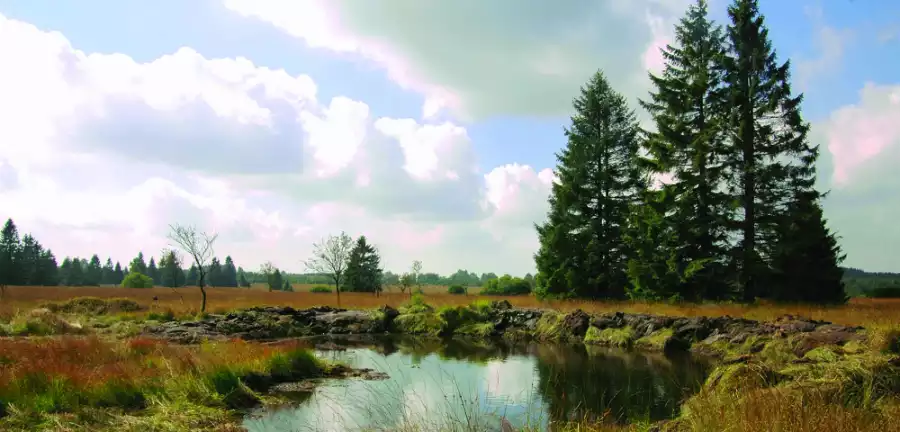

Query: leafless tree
<box><xmin>159</xmin><ymin>248</ymin><xmax>186</xmax><ymax>306</ymax></box>
<box><xmin>260</xmin><ymin>261</ymin><xmax>277</xmax><ymax>292</ymax></box>
<box><xmin>411</xmin><ymin>260</ymin><xmax>423</xmax><ymax>298</ymax></box>
<box><xmin>167</xmin><ymin>224</ymin><xmax>217</xmax><ymax>313</ymax></box>
<box><xmin>304</xmin><ymin>231</ymin><xmax>353</xmax><ymax>307</ymax></box>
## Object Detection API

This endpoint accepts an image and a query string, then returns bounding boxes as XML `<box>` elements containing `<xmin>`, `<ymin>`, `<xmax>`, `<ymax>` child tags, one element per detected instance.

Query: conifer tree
<box><xmin>113</xmin><ymin>262</ymin><xmax>125</xmax><ymax>285</ymax></box>
<box><xmin>636</xmin><ymin>0</ymin><xmax>731</xmax><ymax>300</ymax></box>
<box><xmin>101</xmin><ymin>258</ymin><xmax>115</xmax><ymax>285</ymax></box>
<box><xmin>0</xmin><ymin>219</ymin><xmax>21</xmax><ymax>291</ymax></box>
<box><xmin>344</xmin><ymin>236</ymin><xmax>383</xmax><ymax>293</ymax></box>
<box><xmin>130</xmin><ymin>252</ymin><xmax>148</xmax><ymax>276</ymax></box>
<box><xmin>85</xmin><ymin>254</ymin><xmax>102</xmax><ymax>286</ymax></box>
<box><xmin>223</xmin><ymin>256</ymin><xmax>238</xmax><ymax>287</ymax></box>
<box><xmin>534</xmin><ymin>71</ymin><xmax>644</xmax><ymax>299</ymax></box>
<box><xmin>769</xmin><ymin>190</ymin><xmax>847</xmax><ymax>303</ymax></box>
<box><xmin>207</xmin><ymin>257</ymin><xmax>223</xmax><ymax>287</ymax></box>
<box><xmin>721</xmin><ymin>0</ymin><xmax>825</xmax><ymax>301</ymax></box>
<box><xmin>147</xmin><ymin>257</ymin><xmax>160</xmax><ymax>286</ymax></box>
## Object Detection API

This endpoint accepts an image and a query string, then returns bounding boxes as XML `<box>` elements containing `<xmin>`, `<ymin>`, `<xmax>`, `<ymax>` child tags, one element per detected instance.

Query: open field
<box><xmin>2</xmin><ymin>285</ymin><xmax>899</xmax><ymax>328</ymax></box>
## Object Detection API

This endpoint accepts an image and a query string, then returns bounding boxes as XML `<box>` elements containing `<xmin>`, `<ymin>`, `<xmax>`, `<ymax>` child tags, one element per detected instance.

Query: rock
<box><xmin>592</xmin><ymin>312</ymin><xmax>625</xmax><ymax>329</ymax></box>
<box><xmin>490</xmin><ymin>300</ymin><xmax>513</xmax><ymax>311</ymax></box>
<box><xmin>562</xmin><ymin>309</ymin><xmax>591</xmax><ymax>337</ymax></box>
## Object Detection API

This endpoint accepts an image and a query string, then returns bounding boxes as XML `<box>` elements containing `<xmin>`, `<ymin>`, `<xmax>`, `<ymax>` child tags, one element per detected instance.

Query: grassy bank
<box><xmin>0</xmin><ymin>335</ymin><xmax>327</xmax><ymax>432</ymax></box>
<box><xmin>2</xmin><ymin>292</ymin><xmax>900</xmax><ymax>431</ymax></box>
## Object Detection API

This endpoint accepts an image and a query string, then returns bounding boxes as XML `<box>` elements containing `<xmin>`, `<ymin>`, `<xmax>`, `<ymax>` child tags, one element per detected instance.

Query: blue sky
<box><xmin>0</xmin><ymin>0</ymin><xmax>898</xmax><ymax>274</ymax></box>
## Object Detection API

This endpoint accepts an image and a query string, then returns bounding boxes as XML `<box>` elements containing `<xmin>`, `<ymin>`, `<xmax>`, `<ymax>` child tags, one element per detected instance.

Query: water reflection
<box><xmin>244</xmin><ymin>336</ymin><xmax>710</xmax><ymax>432</ymax></box>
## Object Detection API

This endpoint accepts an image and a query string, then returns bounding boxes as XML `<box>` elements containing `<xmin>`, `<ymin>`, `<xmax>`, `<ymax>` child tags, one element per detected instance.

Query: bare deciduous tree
<box><xmin>167</xmin><ymin>224</ymin><xmax>217</xmax><ymax>313</ymax></box>
<box><xmin>411</xmin><ymin>260</ymin><xmax>423</xmax><ymax>297</ymax></box>
<box><xmin>304</xmin><ymin>231</ymin><xmax>353</xmax><ymax>307</ymax></box>
<box><xmin>260</xmin><ymin>261</ymin><xmax>276</xmax><ymax>292</ymax></box>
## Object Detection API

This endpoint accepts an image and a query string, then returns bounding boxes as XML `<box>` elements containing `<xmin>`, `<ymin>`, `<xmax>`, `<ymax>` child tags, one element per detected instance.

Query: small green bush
<box><xmin>121</xmin><ymin>272</ymin><xmax>154</xmax><ymax>289</ymax></box>
<box><xmin>480</xmin><ymin>274</ymin><xmax>531</xmax><ymax>295</ymax></box>
<box><xmin>147</xmin><ymin>309</ymin><xmax>176</xmax><ymax>322</ymax></box>
<box><xmin>309</xmin><ymin>285</ymin><xmax>332</xmax><ymax>293</ymax></box>
<box><xmin>447</xmin><ymin>284</ymin><xmax>467</xmax><ymax>295</ymax></box>
<box><xmin>865</xmin><ymin>285</ymin><xmax>900</xmax><ymax>298</ymax></box>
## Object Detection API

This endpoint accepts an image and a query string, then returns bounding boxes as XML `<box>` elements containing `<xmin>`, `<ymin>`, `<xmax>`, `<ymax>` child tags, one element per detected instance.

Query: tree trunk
<box><xmin>200</xmin><ymin>285</ymin><xmax>207</xmax><ymax>313</ymax></box>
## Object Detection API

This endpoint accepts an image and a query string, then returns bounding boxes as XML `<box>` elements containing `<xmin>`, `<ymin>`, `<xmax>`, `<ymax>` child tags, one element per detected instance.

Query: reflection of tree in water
<box><xmin>534</xmin><ymin>345</ymin><xmax>711</xmax><ymax>425</ymax></box>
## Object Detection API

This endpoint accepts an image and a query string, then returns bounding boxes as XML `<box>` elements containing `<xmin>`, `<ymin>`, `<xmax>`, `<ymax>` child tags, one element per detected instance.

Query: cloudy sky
<box><xmin>0</xmin><ymin>0</ymin><xmax>898</xmax><ymax>276</ymax></box>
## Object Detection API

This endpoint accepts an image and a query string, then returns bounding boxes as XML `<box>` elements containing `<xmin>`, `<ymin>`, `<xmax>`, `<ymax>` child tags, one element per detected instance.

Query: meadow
<box><xmin>0</xmin><ymin>285</ymin><xmax>899</xmax><ymax>432</ymax></box>
<box><xmin>3</xmin><ymin>284</ymin><xmax>899</xmax><ymax>328</ymax></box>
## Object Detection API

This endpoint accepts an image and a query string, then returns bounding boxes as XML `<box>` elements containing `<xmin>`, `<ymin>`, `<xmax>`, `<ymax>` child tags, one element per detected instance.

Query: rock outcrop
<box><xmin>145</xmin><ymin>304</ymin><xmax>866</xmax><ymax>358</ymax></box>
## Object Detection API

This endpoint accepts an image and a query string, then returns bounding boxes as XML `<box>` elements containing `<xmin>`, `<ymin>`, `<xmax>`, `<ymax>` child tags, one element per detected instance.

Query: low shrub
<box><xmin>309</xmin><ymin>285</ymin><xmax>332</xmax><ymax>293</ymax></box>
<box><xmin>480</xmin><ymin>274</ymin><xmax>531</xmax><ymax>296</ymax></box>
<box><xmin>121</xmin><ymin>272</ymin><xmax>154</xmax><ymax>289</ymax></box>
<box><xmin>447</xmin><ymin>284</ymin><xmax>467</xmax><ymax>295</ymax></box>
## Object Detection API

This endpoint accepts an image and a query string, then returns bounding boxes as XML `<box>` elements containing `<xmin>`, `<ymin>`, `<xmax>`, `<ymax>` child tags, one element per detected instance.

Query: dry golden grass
<box><xmin>2</xmin><ymin>285</ymin><xmax>899</xmax><ymax>328</ymax></box>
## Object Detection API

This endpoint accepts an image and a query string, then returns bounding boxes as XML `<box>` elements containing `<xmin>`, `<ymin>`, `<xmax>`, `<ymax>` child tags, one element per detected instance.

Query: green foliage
<box><xmin>534</xmin><ymin>70</ymin><xmax>644</xmax><ymax>300</ymax></box>
<box><xmin>309</xmin><ymin>285</ymin><xmax>332</xmax><ymax>293</ymax></box>
<box><xmin>121</xmin><ymin>272</ymin><xmax>154</xmax><ymax>289</ymax></box>
<box><xmin>159</xmin><ymin>250</ymin><xmax>186</xmax><ymax>288</ymax></box>
<box><xmin>447</xmin><ymin>284</ymin><xmax>467</xmax><ymax>295</ymax></box>
<box><xmin>343</xmin><ymin>236</ymin><xmax>383</xmax><ymax>293</ymax></box>
<box><xmin>480</xmin><ymin>275</ymin><xmax>531</xmax><ymax>296</ymax></box>
<box><xmin>636</xmin><ymin>0</ymin><xmax>731</xmax><ymax>301</ymax></box>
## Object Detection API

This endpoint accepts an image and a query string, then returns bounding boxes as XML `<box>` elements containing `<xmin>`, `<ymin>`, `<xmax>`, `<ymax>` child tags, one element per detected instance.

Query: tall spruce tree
<box><xmin>147</xmin><ymin>257</ymin><xmax>160</xmax><ymax>286</ymax></box>
<box><xmin>85</xmin><ymin>254</ymin><xmax>102</xmax><ymax>286</ymax></box>
<box><xmin>534</xmin><ymin>71</ymin><xmax>644</xmax><ymax>299</ymax></box>
<box><xmin>343</xmin><ymin>236</ymin><xmax>383</xmax><ymax>293</ymax></box>
<box><xmin>0</xmin><ymin>219</ymin><xmax>21</xmax><ymax>291</ymax></box>
<box><xmin>101</xmin><ymin>258</ymin><xmax>115</xmax><ymax>285</ymax></box>
<box><xmin>635</xmin><ymin>0</ymin><xmax>731</xmax><ymax>300</ymax></box>
<box><xmin>37</xmin><ymin>250</ymin><xmax>58</xmax><ymax>286</ymax></box>
<box><xmin>113</xmin><ymin>262</ymin><xmax>125</xmax><ymax>285</ymax></box>
<box><xmin>207</xmin><ymin>257</ymin><xmax>223</xmax><ymax>287</ymax></box>
<box><xmin>130</xmin><ymin>252</ymin><xmax>148</xmax><ymax>276</ymax></box>
<box><xmin>222</xmin><ymin>256</ymin><xmax>238</xmax><ymax>287</ymax></box>
<box><xmin>722</xmin><ymin>0</ymin><xmax>824</xmax><ymax>301</ymax></box>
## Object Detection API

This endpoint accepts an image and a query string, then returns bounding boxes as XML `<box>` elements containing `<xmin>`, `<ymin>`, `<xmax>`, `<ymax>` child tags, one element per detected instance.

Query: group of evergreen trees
<box><xmin>535</xmin><ymin>0</ymin><xmax>846</xmax><ymax>304</ymax></box>
<box><xmin>0</xmin><ymin>218</ymin><xmax>253</xmax><ymax>290</ymax></box>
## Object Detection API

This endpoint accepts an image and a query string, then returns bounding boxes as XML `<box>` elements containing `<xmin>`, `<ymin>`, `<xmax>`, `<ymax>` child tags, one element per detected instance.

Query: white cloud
<box><xmin>0</xmin><ymin>13</ymin><xmax>552</xmax><ymax>275</ymax></box>
<box><xmin>222</xmin><ymin>0</ymin><xmax>690</xmax><ymax>120</ymax></box>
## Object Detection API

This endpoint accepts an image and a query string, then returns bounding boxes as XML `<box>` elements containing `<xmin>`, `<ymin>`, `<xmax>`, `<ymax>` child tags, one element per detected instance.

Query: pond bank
<box><xmin>144</xmin><ymin>299</ymin><xmax>900</xmax><ymax>431</ymax></box>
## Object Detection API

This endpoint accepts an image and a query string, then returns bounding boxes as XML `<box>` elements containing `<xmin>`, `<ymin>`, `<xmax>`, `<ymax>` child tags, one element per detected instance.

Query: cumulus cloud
<box><xmin>825</xmin><ymin>83</ymin><xmax>900</xmax><ymax>186</ymax></box>
<box><xmin>222</xmin><ymin>0</ymin><xmax>691</xmax><ymax>120</ymax></box>
<box><xmin>0</xmin><ymin>13</ymin><xmax>553</xmax><ymax>275</ymax></box>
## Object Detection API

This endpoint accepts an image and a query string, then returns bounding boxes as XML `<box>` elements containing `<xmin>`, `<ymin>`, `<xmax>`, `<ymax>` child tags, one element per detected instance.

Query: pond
<box><xmin>243</xmin><ymin>336</ymin><xmax>712</xmax><ymax>432</ymax></box>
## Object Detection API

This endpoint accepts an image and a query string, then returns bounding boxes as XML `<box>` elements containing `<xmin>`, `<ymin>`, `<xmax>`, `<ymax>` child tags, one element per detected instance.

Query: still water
<box><xmin>244</xmin><ymin>336</ymin><xmax>711</xmax><ymax>432</ymax></box>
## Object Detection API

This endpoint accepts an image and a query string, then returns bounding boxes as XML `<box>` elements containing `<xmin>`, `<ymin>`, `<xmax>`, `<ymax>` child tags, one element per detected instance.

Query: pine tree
<box><xmin>85</xmin><ymin>254</ymin><xmax>102</xmax><ymax>286</ymax></box>
<box><xmin>268</xmin><ymin>268</ymin><xmax>284</xmax><ymax>292</ymax></box>
<box><xmin>769</xmin><ymin>192</ymin><xmax>847</xmax><ymax>303</ymax></box>
<box><xmin>130</xmin><ymin>252</ymin><xmax>148</xmax><ymax>276</ymax></box>
<box><xmin>237</xmin><ymin>267</ymin><xmax>250</xmax><ymax>288</ymax></box>
<box><xmin>343</xmin><ymin>236</ymin><xmax>384</xmax><ymax>293</ymax></box>
<box><xmin>186</xmin><ymin>264</ymin><xmax>199</xmax><ymax>286</ymax></box>
<box><xmin>147</xmin><ymin>257</ymin><xmax>160</xmax><ymax>286</ymax></box>
<box><xmin>68</xmin><ymin>258</ymin><xmax>84</xmax><ymax>286</ymax></box>
<box><xmin>37</xmin><ymin>250</ymin><xmax>58</xmax><ymax>286</ymax></box>
<box><xmin>17</xmin><ymin>234</ymin><xmax>39</xmax><ymax>286</ymax></box>
<box><xmin>101</xmin><ymin>258</ymin><xmax>115</xmax><ymax>285</ymax></box>
<box><xmin>721</xmin><ymin>0</ymin><xmax>821</xmax><ymax>301</ymax></box>
<box><xmin>0</xmin><ymin>218</ymin><xmax>21</xmax><ymax>290</ymax></box>
<box><xmin>637</xmin><ymin>0</ymin><xmax>731</xmax><ymax>300</ymax></box>
<box><xmin>222</xmin><ymin>256</ymin><xmax>238</xmax><ymax>287</ymax></box>
<box><xmin>534</xmin><ymin>71</ymin><xmax>645</xmax><ymax>299</ymax></box>
<box><xmin>113</xmin><ymin>262</ymin><xmax>125</xmax><ymax>285</ymax></box>
<box><xmin>282</xmin><ymin>278</ymin><xmax>294</xmax><ymax>292</ymax></box>
<box><xmin>159</xmin><ymin>250</ymin><xmax>185</xmax><ymax>288</ymax></box>
<box><xmin>207</xmin><ymin>257</ymin><xmax>223</xmax><ymax>287</ymax></box>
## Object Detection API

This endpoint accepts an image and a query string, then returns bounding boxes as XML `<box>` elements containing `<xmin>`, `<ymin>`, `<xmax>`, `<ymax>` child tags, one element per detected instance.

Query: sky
<box><xmin>0</xmin><ymin>0</ymin><xmax>898</xmax><ymax>276</ymax></box>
